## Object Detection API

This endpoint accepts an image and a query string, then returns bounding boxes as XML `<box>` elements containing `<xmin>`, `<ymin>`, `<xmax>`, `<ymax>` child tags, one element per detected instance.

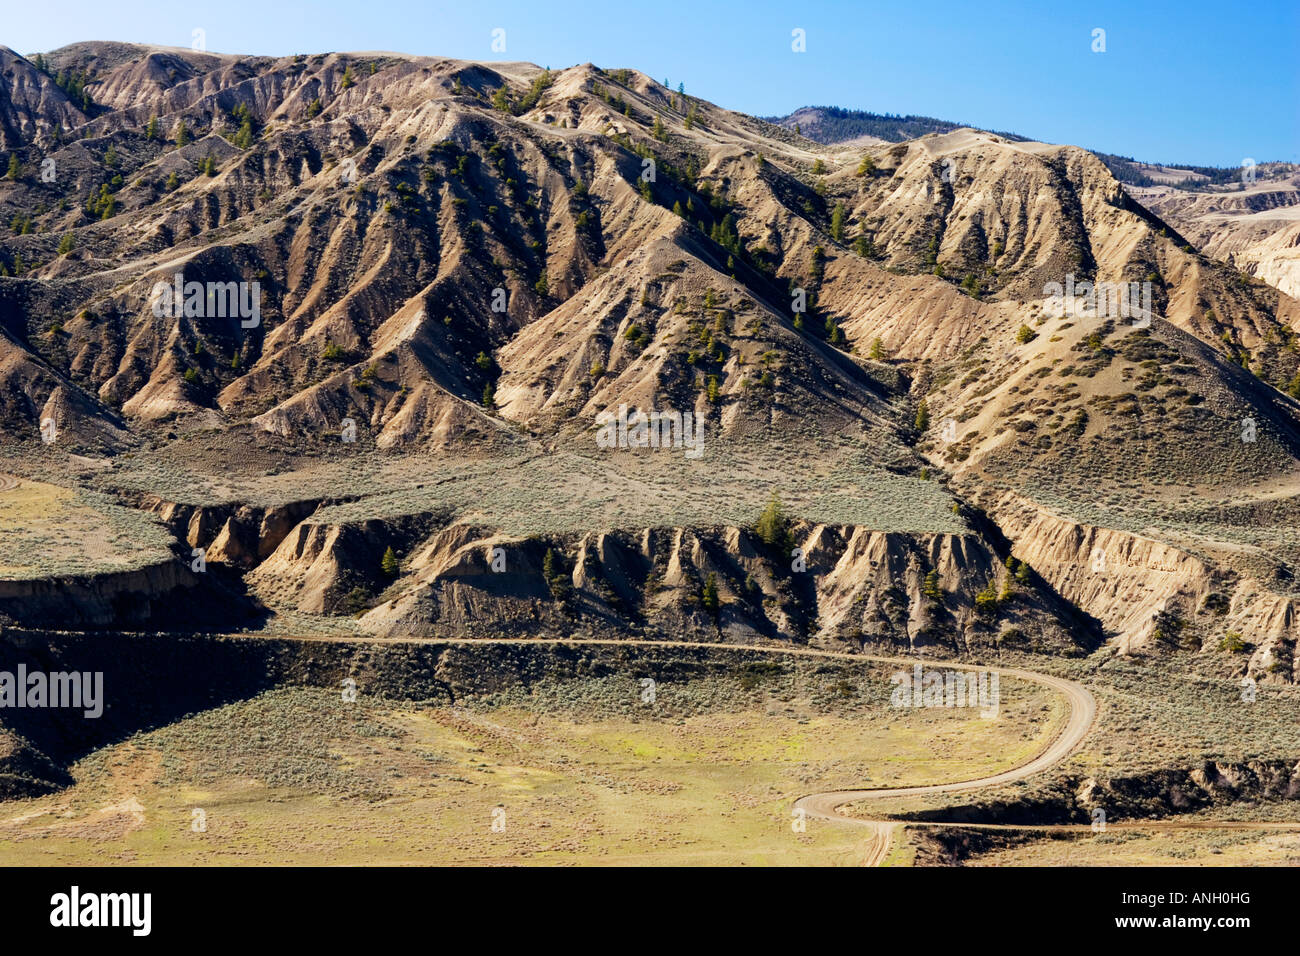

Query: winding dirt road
<box><xmin>793</xmin><ymin>660</ymin><xmax>1097</xmax><ymax>864</ymax></box>
<box><xmin>256</xmin><ymin>635</ymin><xmax>1100</xmax><ymax>865</ymax></box>
<box><xmin>222</xmin><ymin>635</ymin><xmax>1300</xmax><ymax>864</ymax></box>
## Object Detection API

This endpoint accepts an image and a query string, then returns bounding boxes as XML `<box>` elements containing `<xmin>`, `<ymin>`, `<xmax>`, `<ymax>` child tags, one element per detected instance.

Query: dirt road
<box><xmin>793</xmin><ymin>661</ymin><xmax>1096</xmax><ymax>863</ymax></box>
<box><xmin>204</xmin><ymin>635</ymin><xmax>1299</xmax><ymax>863</ymax></box>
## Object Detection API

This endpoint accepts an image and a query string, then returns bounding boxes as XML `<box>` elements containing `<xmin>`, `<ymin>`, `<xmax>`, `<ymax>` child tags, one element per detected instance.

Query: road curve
<box><xmin>794</xmin><ymin>661</ymin><xmax>1096</xmax><ymax>817</ymax></box>
<box><xmin>239</xmin><ymin>634</ymin><xmax>1098</xmax><ymax>864</ymax></box>
<box><xmin>195</xmin><ymin>635</ymin><xmax>1300</xmax><ymax>861</ymax></box>
<box><xmin>283</xmin><ymin>637</ymin><xmax>1097</xmax><ymax>832</ymax></box>
<box><xmin>792</xmin><ymin>659</ymin><xmax>1095</xmax><ymax>865</ymax></box>
<box><xmin>237</xmin><ymin>638</ymin><xmax>1098</xmax><ymax>784</ymax></box>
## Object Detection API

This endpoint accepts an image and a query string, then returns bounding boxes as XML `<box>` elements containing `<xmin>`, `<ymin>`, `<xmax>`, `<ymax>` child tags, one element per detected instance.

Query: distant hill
<box><xmin>763</xmin><ymin>105</ymin><xmax>1030</xmax><ymax>145</ymax></box>
<box><xmin>1093</xmin><ymin>152</ymin><xmax>1298</xmax><ymax>191</ymax></box>
<box><xmin>767</xmin><ymin>107</ymin><xmax>1293</xmax><ymax>192</ymax></box>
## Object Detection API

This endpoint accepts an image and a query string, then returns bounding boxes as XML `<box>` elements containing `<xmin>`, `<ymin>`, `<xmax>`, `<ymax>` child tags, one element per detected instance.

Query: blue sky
<box><xmin>5</xmin><ymin>0</ymin><xmax>1296</xmax><ymax>165</ymax></box>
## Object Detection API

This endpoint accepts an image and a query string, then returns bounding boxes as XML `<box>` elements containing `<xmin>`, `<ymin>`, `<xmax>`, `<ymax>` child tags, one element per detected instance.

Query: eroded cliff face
<box><xmin>981</xmin><ymin>490</ymin><xmax>1297</xmax><ymax>682</ymax></box>
<box><xmin>1135</xmin><ymin>177</ymin><xmax>1300</xmax><ymax>300</ymax></box>
<box><xmin>35</xmin><ymin>470</ymin><xmax>1288</xmax><ymax>683</ymax></box>
<box><xmin>996</xmin><ymin>493</ymin><xmax>1214</xmax><ymax>643</ymax></box>
<box><xmin>907</xmin><ymin>759</ymin><xmax>1300</xmax><ymax>829</ymax></box>
<box><xmin>134</xmin><ymin>494</ymin><xmax>324</xmax><ymax>567</ymax></box>
<box><xmin>227</xmin><ymin>505</ymin><xmax>1090</xmax><ymax>654</ymax></box>
<box><xmin>0</xmin><ymin>558</ymin><xmax>196</xmax><ymax>628</ymax></box>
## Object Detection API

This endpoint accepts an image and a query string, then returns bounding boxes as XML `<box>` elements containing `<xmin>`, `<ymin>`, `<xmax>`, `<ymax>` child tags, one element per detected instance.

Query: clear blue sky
<box><xmin>5</xmin><ymin>0</ymin><xmax>1296</xmax><ymax>166</ymax></box>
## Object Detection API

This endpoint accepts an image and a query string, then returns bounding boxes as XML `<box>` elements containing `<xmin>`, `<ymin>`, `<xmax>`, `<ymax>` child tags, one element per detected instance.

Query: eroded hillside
<box><xmin>0</xmin><ymin>42</ymin><xmax>1298</xmax><ymax>683</ymax></box>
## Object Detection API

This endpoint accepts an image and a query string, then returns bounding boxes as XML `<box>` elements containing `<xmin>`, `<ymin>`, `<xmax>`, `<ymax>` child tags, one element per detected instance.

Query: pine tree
<box><xmin>57</xmin><ymin>233</ymin><xmax>74</xmax><ymax>255</ymax></box>
<box><xmin>5</xmin><ymin>154</ymin><xmax>19</xmax><ymax>180</ymax></box>
<box><xmin>175</xmin><ymin>119</ymin><xmax>189</xmax><ymax>147</ymax></box>
<box><xmin>340</xmin><ymin>65</ymin><xmax>355</xmax><ymax>89</ymax></box>
<box><xmin>516</xmin><ymin>70</ymin><xmax>553</xmax><ymax>113</ymax></box>
<box><xmin>975</xmin><ymin>582</ymin><xmax>1000</xmax><ymax>615</ymax></box>
<box><xmin>381</xmin><ymin>546</ymin><xmax>400</xmax><ymax>576</ymax></box>
<box><xmin>914</xmin><ymin>399</ymin><xmax>930</xmax><ymax>432</ymax></box>
<box><xmin>145</xmin><ymin>114</ymin><xmax>159</xmax><ymax>140</ymax></box>
<box><xmin>702</xmin><ymin>573</ymin><xmax>719</xmax><ymax>614</ymax></box>
<box><xmin>830</xmin><ymin>202</ymin><xmax>846</xmax><ymax>242</ymax></box>
<box><xmin>1014</xmin><ymin>560</ymin><xmax>1031</xmax><ymax>585</ymax></box>
<box><xmin>542</xmin><ymin>548</ymin><xmax>571</xmax><ymax>598</ymax></box>
<box><xmin>95</xmin><ymin>184</ymin><xmax>116</xmax><ymax>220</ymax></box>
<box><xmin>234</xmin><ymin>116</ymin><xmax>254</xmax><ymax>149</ymax></box>
<box><xmin>869</xmin><ymin>338</ymin><xmax>885</xmax><ymax>361</ymax></box>
<box><xmin>652</xmin><ymin>114</ymin><xmax>666</xmax><ymax>141</ymax></box>
<box><xmin>755</xmin><ymin>494</ymin><xmax>791</xmax><ymax>552</ymax></box>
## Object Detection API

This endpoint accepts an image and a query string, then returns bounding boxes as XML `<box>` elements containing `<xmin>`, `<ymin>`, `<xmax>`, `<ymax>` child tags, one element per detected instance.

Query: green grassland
<box><xmin>0</xmin><ymin>664</ymin><xmax>1059</xmax><ymax>866</ymax></box>
<box><xmin>0</xmin><ymin>477</ymin><xmax>174</xmax><ymax>578</ymax></box>
<box><xmin>80</xmin><ymin>431</ymin><xmax>962</xmax><ymax>536</ymax></box>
